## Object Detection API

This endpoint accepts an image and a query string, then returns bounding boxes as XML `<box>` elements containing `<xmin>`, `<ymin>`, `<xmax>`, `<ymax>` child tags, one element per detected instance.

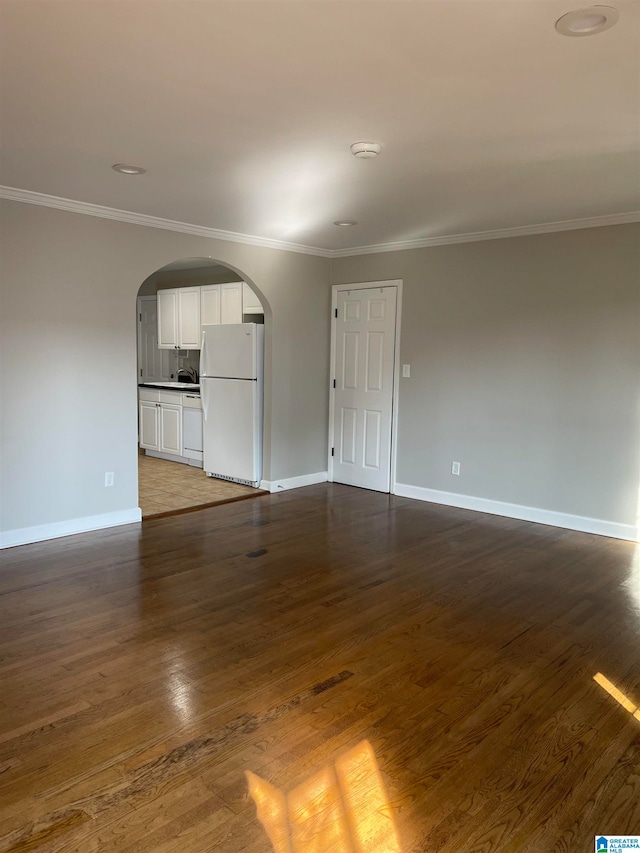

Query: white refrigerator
<box><xmin>200</xmin><ymin>323</ymin><xmax>264</xmax><ymax>487</ymax></box>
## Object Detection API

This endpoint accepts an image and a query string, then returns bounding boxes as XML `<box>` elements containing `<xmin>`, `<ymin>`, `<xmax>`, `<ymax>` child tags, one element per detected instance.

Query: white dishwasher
<box><xmin>182</xmin><ymin>392</ymin><xmax>203</xmax><ymax>465</ymax></box>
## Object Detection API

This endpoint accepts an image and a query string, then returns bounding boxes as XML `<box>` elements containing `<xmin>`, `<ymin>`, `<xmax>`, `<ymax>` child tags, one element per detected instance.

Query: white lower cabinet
<box><xmin>138</xmin><ymin>389</ymin><xmax>183</xmax><ymax>457</ymax></box>
<box><xmin>159</xmin><ymin>404</ymin><xmax>182</xmax><ymax>455</ymax></box>
<box><xmin>139</xmin><ymin>401</ymin><xmax>160</xmax><ymax>449</ymax></box>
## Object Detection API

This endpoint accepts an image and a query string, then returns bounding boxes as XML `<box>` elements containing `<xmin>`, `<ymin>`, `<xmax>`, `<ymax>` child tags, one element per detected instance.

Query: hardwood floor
<box><xmin>0</xmin><ymin>484</ymin><xmax>638</xmax><ymax>852</ymax></box>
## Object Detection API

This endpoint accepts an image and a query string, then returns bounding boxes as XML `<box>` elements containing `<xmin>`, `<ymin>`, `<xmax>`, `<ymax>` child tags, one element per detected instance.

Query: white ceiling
<box><xmin>1</xmin><ymin>0</ymin><xmax>638</xmax><ymax>253</ymax></box>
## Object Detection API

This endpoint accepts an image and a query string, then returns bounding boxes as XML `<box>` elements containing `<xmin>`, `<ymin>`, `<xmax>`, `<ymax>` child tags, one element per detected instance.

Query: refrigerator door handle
<box><xmin>200</xmin><ymin>329</ymin><xmax>207</xmax><ymax>378</ymax></box>
<box><xmin>201</xmin><ymin>382</ymin><xmax>209</xmax><ymax>422</ymax></box>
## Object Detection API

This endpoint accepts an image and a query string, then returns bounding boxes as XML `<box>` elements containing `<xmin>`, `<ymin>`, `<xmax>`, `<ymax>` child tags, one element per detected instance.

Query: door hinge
<box><xmin>140</xmin><ymin>368</ymin><xmax>142</xmax><ymax>377</ymax></box>
<box><xmin>331</xmin><ymin>447</ymin><xmax>335</xmax><ymax>457</ymax></box>
<box><xmin>139</xmin><ymin>313</ymin><xmax>142</xmax><ymax>321</ymax></box>
<box><xmin>334</xmin><ymin>308</ymin><xmax>338</xmax><ymax>318</ymax></box>
<box><xmin>333</xmin><ymin>379</ymin><xmax>336</xmax><ymax>388</ymax></box>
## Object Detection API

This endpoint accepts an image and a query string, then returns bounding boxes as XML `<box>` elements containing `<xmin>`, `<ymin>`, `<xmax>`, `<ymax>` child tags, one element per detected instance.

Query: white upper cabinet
<box><xmin>220</xmin><ymin>282</ymin><xmax>243</xmax><ymax>324</ymax></box>
<box><xmin>157</xmin><ymin>289</ymin><xmax>178</xmax><ymax>348</ymax></box>
<box><xmin>177</xmin><ymin>287</ymin><xmax>201</xmax><ymax>349</ymax></box>
<box><xmin>160</xmin><ymin>282</ymin><xmax>244</xmax><ymax>349</ymax></box>
<box><xmin>158</xmin><ymin>287</ymin><xmax>201</xmax><ymax>349</ymax></box>
<box><xmin>243</xmin><ymin>282</ymin><xmax>263</xmax><ymax>314</ymax></box>
<box><xmin>201</xmin><ymin>282</ymin><xmax>243</xmax><ymax>326</ymax></box>
<box><xmin>201</xmin><ymin>284</ymin><xmax>221</xmax><ymax>326</ymax></box>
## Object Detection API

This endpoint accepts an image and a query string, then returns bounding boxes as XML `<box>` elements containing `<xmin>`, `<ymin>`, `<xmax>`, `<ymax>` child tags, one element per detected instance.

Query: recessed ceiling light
<box><xmin>334</xmin><ymin>220</ymin><xmax>358</xmax><ymax>227</ymax></box>
<box><xmin>112</xmin><ymin>163</ymin><xmax>146</xmax><ymax>175</ymax></box>
<box><xmin>350</xmin><ymin>142</ymin><xmax>382</xmax><ymax>159</ymax></box>
<box><xmin>555</xmin><ymin>6</ymin><xmax>619</xmax><ymax>36</ymax></box>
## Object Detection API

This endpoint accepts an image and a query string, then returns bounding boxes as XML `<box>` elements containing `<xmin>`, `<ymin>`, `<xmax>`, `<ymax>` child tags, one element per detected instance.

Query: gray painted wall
<box><xmin>332</xmin><ymin>224</ymin><xmax>640</xmax><ymax>527</ymax></box>
<box><xmin>0</xmin><ymin>200</ymin><xmax>330</xmax><ymax>534</ymax></box>
<box><xmin>1</xmin><ymin>198</ymin><xmax>637</xmax><ymax>541</ymax></box>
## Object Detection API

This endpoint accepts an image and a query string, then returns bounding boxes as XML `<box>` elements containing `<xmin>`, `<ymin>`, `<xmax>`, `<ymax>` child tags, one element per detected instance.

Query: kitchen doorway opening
<box><xmin>135</xmin><ymin>258</ymin><xmax>270</xmax><ymax>519</ymax></box>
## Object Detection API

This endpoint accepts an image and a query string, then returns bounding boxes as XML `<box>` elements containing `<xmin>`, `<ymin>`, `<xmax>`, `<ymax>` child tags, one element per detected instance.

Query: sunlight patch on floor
<box><xmin>246</xmin><ymin>740</ymin><xmax>402</xmax><ymax>853</ymax></box>
<box><xmin>594</xmin><ymin>672</ymin><xmax>640</xmax><ymax>721</ymax></box>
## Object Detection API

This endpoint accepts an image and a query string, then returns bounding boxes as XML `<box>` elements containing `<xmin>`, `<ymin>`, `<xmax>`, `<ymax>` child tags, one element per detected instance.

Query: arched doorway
<box><xmin>135</xmin><ymin>258</ymin><xmax>269</xmax><ymax>518</ymax></box>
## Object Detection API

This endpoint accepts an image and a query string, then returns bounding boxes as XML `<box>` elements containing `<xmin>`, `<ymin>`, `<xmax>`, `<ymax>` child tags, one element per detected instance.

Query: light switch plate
<box><xmin>402</xmin><ymin>364</ymin><xmax>411</xmax><ymax>378</ymax></box>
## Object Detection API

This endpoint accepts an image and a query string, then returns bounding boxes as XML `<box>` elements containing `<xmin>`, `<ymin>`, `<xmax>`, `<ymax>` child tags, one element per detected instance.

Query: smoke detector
<box><xmin>350</xmin><ymin>142</ymin><xmax>382</xmax><ymax>159</ymax></box>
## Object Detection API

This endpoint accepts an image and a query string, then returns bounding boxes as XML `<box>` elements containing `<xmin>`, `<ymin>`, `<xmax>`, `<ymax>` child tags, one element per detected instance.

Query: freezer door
<box><xmin>200</xmin><ymin>323</ymin><xmax>256</xmax><ymax>379</ymax></box>
<box><xmin>202</xmin><ymin>378</ymin><xmax>260</xmax><ymax>483</ymax></box>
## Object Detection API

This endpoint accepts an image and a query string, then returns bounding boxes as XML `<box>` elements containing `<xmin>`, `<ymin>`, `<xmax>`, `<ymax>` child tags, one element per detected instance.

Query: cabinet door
<box><xmin>242</xmin><ymin>282</ymin><xmax>263</xmax><ymax>314</ymax></box>
<box><xmin>139</xmin><ymin>402</ymin><xmax>160</xmax><ymax>450</ymax></box>
<box><xmin>220</xmin><ymin>282</ymin><xmax>243</xmax><ymax>324</ymax></box>
<box><xmin>201</xmin><ymin>284</ymin><xmax>221</xmax><ymax>326</ymax></box>
<box><xmin>160</xmin><ymin>404</ymin><xmax>182</xmax><ymax>455</ymax></box>
<box><xmin>157</xmin><ymin>289</ymin><xmax>178</xmax><ymax>348</ymax></box>
<box><xmin>178</xmin><ymin>287</ymin><xmax>201</xmax><ymax>349</ymax></box>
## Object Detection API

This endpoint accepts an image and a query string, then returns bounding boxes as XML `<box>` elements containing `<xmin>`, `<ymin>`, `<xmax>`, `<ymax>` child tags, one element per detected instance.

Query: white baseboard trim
<box><xmin>0</xmin><ymin>508</ymin><xmax>143</xmax><ymax>550</ymax></box>
<box><xmin>393</xmin><ymin>483</ymin><xmax>638</xmax><ymax>542</ymax></box>
<box><xmin>260</xmin><ymin>471</ymin><xmax>328</xmax><ymax>493</ymax></box>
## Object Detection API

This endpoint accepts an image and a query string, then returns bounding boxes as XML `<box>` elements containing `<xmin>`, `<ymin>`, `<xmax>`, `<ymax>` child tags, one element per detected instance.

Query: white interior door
<box><xmin>331</xmin><ymin>286</ymin><xmax>397</xmax><ymax>492</ymax></box>
<box><xmin>137</xmin><ymin>297</ymin><xmax>171</xmax><ymax>381</ymax></box>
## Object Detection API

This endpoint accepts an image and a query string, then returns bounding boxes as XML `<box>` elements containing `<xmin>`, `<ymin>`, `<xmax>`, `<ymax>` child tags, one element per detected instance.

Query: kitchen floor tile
<box><xmin>138</xmin><ymin>454</ymin><xmax>263</xmax><ymax>518</ymax></box>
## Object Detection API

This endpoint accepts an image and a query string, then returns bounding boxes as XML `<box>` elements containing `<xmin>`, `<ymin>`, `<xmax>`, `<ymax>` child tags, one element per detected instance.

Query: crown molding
<box><xmin>1</xmin><ymin>185</ymin><xmax>637</xmax><ymax>260</ymax></box>
<box><xmin>0</xmin><ymin>186</ymin><xmax>333</xmax><ymax>258</ymax></box>
<box><xmin>330</xmin><ymin>211</ymin><xmax>640</xmax><ymax>257</ymax></box>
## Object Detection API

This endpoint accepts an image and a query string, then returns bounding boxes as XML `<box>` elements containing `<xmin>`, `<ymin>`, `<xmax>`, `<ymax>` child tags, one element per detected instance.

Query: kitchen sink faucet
<box><xmin>176</xmin><ymin>366</ymin><xmax>198</xmax><ymax>383</ymax></box>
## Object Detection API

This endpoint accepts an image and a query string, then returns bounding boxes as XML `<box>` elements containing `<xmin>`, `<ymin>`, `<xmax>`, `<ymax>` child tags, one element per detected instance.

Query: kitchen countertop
<box><xmin>138</xmin><ymin>382</ymin><xmax>200</xmax><ymax>393</ymax></box>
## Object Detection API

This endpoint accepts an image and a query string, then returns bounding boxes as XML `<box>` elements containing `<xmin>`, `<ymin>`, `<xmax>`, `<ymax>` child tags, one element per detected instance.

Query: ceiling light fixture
<box><xmin>334</xmin><ymin>220</ymin><xmax>357</xmax><ymax>227</ymax></box>
<box><xmin>350</xmin><ymin>142</ymin><xmax>382</xmax><ymax>159</ymax></box>
<box><xmin>555</xmin><ymin>5</ymin><xmax>619</xmax><ymax>36</ymax></box>
<box><xmin>112</xmin><ymin>163</ymin><xmax>146</xmax><ymax>175</ymax></box>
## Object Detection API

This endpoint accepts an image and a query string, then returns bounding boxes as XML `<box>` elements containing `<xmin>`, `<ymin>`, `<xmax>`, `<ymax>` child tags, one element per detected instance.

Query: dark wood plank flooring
<box><xmin>0</xmin><ymin>484</ymin><xmax>638</xmax><ymax>852</ymax></box>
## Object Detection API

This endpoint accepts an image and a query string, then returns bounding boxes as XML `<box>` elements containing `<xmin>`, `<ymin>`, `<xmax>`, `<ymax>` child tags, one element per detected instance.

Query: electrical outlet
<box><xmin>105</xmin><ymin>472</ymin><xmax>114</xmax><ymax>487</ymax></box>
<box><xmin>451</xmin><ymin>461</ymin><xmax>461</xmax><ymax>476</ymax></box>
